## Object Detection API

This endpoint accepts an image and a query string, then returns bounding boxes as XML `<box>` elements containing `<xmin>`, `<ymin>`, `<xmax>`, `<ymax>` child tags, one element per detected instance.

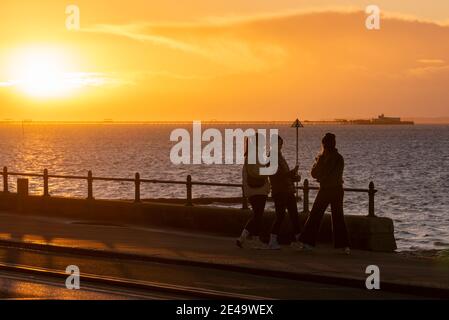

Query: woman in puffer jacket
<box><xmin>236</xmin><ymin>134</ymin><xmax>270</xmax><ymax>249</ymax></box>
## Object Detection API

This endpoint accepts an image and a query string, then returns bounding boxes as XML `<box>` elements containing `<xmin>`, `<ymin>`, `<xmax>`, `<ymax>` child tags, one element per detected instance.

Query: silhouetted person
<box><xmin>237</xmin><ymin>134</ymin><xmax>270</xmax><ymax>249</ymax></box>
<box><xmin>298</xmin><ymin>133</ymin><xmax>350</xmax><ymax>254</ymax></box>
<box><xmin>267</xmin><ymin>135</ymin><xmax>302</xmax><ymax>250</ymax></box>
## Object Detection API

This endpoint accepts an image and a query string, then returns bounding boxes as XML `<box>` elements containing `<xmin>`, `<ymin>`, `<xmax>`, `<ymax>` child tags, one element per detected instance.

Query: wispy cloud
<box><xmin>417</xmin><ymin>59</ymin><xmax>445</xmax><ymax>64</ymax></box>
<box><xmin>82</xmin><ymin>21</ymin><xmax>287</xmax><ymax>74</ymax></box>
<box><xmin>83</xmin><ymin>24</ymin><xmax>204</xmax><ymax>56</ymax></box>
<box><xmin>0</xmin><ymin>80</ymin><xmax>18</xmax><ymax>87</ymax></box>
<box><xmin>0</xmin><ymin>72</ymin><xmax>129</xmax><ymax>92</ymax></box>
<box><xmin>64</xmin><ymin>72</ymin><xmax>132</xmax><ymax>87</ymax></box>
<box><xmin>80</xmin><ymin>8</ymin><xmax>449</xmax><ymax>79</ymax></box>
<box><xmin>408</xmin><ymin>65</ymin><xmax>449</xmax><ymax>76</ymax></box>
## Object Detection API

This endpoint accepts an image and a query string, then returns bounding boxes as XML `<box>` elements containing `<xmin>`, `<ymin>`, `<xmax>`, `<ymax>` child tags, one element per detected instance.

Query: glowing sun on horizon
<box><xmin>9</xmin><ymin>47</ymin><xmax>76</xmax><ymax>98</ymax></box>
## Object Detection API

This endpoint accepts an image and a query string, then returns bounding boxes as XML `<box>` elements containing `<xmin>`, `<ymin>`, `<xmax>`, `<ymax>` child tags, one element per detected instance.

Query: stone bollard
<box><xmin>2</xmin><ymin>167</ymin><xmax>8</xmax><ymax>193</ymax></box>
<box><xmin>17</xmin><ymin>178</ymin><xmax>29</xmax><ymax>197</ymax></box>
<box><xmin>186</xmin><ymin>175</ymin><xmax>193</xmax><ymax>206</ymax></box>
<box><xmin>17</xmin><ymin>178</ymin><xmax>29</xmax><ymax>213</ymax></box>
<box><xmin>135</xmin><ymin>172</ymin><xmax>141</xmax><ymax>203</ymax></box>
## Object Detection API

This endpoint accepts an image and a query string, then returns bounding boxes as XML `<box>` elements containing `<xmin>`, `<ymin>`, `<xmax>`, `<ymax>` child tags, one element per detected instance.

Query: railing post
<box><xmin>135</xmin><ymin>172</ymin><xmax>141</xmax><ymax>203</ymax></box>
<box><xmin>368</xmin><ymin>181</ymin><xmax>376</xmax><ymax>217</ymax></box>
<box><xmin>87</xmin><ymin>170</ymin><xmax>94</xmax><ymax>200</ymax></box>
<box><xmin>43</xmin><ymin>169</ymin><xmax>49</xmax><ymax>197</ymax></box>
<box><xmin>303</xmin><ymin>179</ymin><xmax>309</xmax><ymax>213</ymax></box>
<box><xmin>186</xmin><ymin>175</ymin><xmax>193</xmax><ymax>206</ymax></box>
<box><xmin>241</xmin><ymin>187</ymin><xmax>248</xmax><ymax>210</ymax></box>
<box><xmin>2</xmin><ymin>167</ymin><xmax>8</xmax><ymax>193</ymax></box>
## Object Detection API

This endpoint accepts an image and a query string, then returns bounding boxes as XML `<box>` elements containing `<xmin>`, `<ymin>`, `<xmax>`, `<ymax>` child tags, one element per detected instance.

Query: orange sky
<box><xmin>0</xmin><ymin>1</ymin><xmax>448</xmax><ymax>121</ymax></box>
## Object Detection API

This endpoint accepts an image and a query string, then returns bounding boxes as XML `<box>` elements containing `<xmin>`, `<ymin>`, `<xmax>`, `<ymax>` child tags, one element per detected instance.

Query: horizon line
<box><xmin>1</xmin><ymin>118</ymin><xmax>449</xmax><ymax>125</ymax></box>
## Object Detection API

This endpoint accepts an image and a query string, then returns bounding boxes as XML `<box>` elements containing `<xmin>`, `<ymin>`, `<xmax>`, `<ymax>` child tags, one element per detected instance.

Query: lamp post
<box><xmin>291</xmin><ymin>118</ymin><xmax>304</xmax><ymax>199</ymax></box>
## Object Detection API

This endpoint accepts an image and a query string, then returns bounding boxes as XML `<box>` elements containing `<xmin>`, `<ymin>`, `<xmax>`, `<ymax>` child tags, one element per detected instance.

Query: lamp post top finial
<box><xmin>291</xmin><ymin>118</ymin><xmax>303</xmax><ymax>128</ymax></box>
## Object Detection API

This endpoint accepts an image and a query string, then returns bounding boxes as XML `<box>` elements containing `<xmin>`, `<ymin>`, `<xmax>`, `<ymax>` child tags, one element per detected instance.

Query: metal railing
<box><xmin>1</xmin><ymin>166</ymin><xmax>378</xmax><ymax>217</ymax></box>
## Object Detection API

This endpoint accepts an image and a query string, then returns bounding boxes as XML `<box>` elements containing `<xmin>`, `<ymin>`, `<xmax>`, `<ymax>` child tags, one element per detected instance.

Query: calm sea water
<box><xmin>0</xmin><ymin>123</ymin><xmax>448</xmax><ymax>251</ymax></box>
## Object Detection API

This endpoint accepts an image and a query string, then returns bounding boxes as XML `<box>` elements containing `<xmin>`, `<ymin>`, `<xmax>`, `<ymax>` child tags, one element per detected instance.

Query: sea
<box><xmin>0</xmin><ymin>123</ymin><xmax>448</xmax><ymax>251</ymax></box>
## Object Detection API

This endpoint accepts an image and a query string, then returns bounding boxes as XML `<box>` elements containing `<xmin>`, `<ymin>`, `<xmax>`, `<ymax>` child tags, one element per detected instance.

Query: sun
<box><xmin>9</xmin><ymin>47</ymin><xmax>75</xmax><ymax>98</ymax></box>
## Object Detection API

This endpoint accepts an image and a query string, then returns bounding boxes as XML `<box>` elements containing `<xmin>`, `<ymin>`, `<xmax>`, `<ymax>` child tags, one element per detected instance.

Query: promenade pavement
<box><xmin>0</xmin><ymin>211</ymin><xmax>447</xmax><ymax>294</ymax></box>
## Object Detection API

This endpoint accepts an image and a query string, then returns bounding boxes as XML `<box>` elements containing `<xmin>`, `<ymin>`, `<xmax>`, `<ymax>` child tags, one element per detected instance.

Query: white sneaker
<box><xmin>290</xmin><ymin>241</ymin><xmax>303</xmax><ymax>251</ymax></box>
<box><xmin>267</xmin><ymin>234</ymin><xmax>281</xmax><ymax>250</ymax></box>
<box><xmin>248</xmin><ymin>238</ymin><xmax>267</xmax><ymax>250</ymax></box>
<box><xmin>296</xmin><ymin>241</ymin><xmax>313</xmax><ymax>251</ymax></box>
<box><xmin>236</xmin><ymin>229</ymin><xmax>250</xmax><ymax>248</ymax></box>
<box><xmin>268</xmin><ymin>241</ymin><xmax>281</xmax><ymax>250</ymax></box>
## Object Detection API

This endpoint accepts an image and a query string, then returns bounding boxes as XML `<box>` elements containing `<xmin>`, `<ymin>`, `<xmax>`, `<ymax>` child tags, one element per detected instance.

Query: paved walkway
<box><xmin>0</xmin><ymin>211</ymin><xmax>447</xmax><ymax>293</ymax></box>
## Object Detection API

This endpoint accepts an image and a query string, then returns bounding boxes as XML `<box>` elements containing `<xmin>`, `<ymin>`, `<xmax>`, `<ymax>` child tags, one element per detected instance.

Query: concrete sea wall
<box><xmin>0</xmin><ymin>192</ymin><xmax>397</xmax><ymax>252</ymax></box>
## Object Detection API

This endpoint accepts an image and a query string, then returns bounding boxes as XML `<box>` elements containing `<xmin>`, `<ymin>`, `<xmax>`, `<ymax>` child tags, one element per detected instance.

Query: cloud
<box><xmin>0</xmin><ymin>72</ymin><xmax>129</xmax><ymax>92</ymax></box>
<box><xmin>81</xmin><ymin>19</ymin><xmax>289</xmax><ymax>74</ymax></box>
<box><xmin>80</xmin><ymin>8</ymin><xmax>449</xmax><ymax>78</ymax></box>
<box><xmin>64</xmin><ymin>72</ymin><xmax>133</xmax><ymax>87</ymax></box>
<box><xmin>408</xmin><ymin>65</ymin><xmax>449</xmax><ymax>76</ymax></box>
<box><xmin>187</xmin><ymin>6</ymin><xmax>361</xmax><ymax>26</ymax></box>
<box><xmin>0</xmin><ymin>80</ymin><xmax>17</xmax><ymax>87</ymax></box>
<box><xmin>417</xmin><ymin>59</ymin><xmax>445</xmax><ymax>64</ymax></box>
<box><xmin>381</xmin><ymin>11</ymin><xmax>449</xmax><ymax>26</ymax></box>
<box><xmin>83</xmin><ymin>24</ymin><xmax>203</xmax><ymax>56</ymax></box>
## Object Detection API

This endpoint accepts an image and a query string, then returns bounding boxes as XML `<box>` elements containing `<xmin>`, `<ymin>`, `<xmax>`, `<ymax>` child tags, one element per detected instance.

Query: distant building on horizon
<box><xmin>369</xmin><ymin>114</ymin><xmax>414</xmax><ymax>125</ymax></box>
